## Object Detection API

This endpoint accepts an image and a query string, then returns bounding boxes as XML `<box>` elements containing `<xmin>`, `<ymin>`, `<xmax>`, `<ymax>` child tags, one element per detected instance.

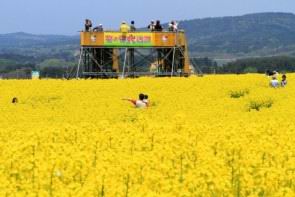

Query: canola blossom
<box><xmin>0</xmin><ymin>74</ymin><xmax>294</xmax><ymax>196</ymax></box>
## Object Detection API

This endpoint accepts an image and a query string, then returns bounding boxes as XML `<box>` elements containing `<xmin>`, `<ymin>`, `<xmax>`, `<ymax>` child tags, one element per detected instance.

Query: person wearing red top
<box><xmin>123</xmin><ymin>93</ymin><xmax>149</xmax><ymax>108</ymax></box>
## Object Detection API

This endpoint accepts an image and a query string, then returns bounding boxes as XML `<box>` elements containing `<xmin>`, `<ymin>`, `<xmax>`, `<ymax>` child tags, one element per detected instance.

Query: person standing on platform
<box><xmin>85</xmin><ymin>19</ymin><xmax>92</xmax><ymax>32</ymax></box>
<box><xmin>168</xmin><ymin>22</ymin><xmax>174</xmax><ymax>32</ymax></box>
<box><xmin>120</xmin><ymin>21</ymin><xmax>130</xmax><ymax>33</ymax></box>
<box><xmin>172</xmin><ymin>21</ymin><xmax>178</xmax><ymax>32</ymax></box>
<box><xmin>148</xmin><ymin>21</ymin><xmax>155</xmax><ymax>31</ymax></box>
<box><xmin>169</xmin><ymin>21</ymin><xmax>178</xmax><ymax>32</ymax></box>
<box><xmin>130</xmin><ymin>21</ymin><xmax>136</xmax><ymax>32</ymax></box>
<box><xmin>155</xmin><ymin>20</ymin><xmax>163</xmax><ymax>32</ymax></box>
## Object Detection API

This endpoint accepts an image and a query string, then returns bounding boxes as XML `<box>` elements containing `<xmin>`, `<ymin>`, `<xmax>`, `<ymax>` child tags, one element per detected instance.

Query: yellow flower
<box><xmin>0</xmin><ymin>75</ymin><xmax>294</xmax><ymax>195</ymax></box>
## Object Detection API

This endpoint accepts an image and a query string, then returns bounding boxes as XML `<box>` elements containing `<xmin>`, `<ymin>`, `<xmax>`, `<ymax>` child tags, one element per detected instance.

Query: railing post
<box><xmin>76</xmin><ymin>47</ymin><xmax>83</xmax><ymax>78</ymax></box>
<box><xmin>122</xmin><ymin>48</ymin><xmax>128</xmax><ymax>78</ymax></box>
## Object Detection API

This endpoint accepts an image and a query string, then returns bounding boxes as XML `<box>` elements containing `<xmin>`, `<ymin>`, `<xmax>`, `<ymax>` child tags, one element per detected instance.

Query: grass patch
<box><xmin>248</xmin><ymin>99</ymin><xmax>273</xmax><ymax>111</ymax></box>
<box><xmin>230</xmin><ymin>89</ymin><xmax>249</xmax><ymax>98</ymax></box>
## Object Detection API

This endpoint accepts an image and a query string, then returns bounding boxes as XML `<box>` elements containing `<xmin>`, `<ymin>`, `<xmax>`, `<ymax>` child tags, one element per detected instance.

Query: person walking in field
<box><xmin>270</xmin><ymin>75</ymin><xmax>279</xmax><ymax>88</ymax></box>
<box><xmin>123</xmin><ymin>93</ymin><xmax>149</xmax><ymax>108</ymax></box>
<box><xmin>281</xmin><ymin>74</ymin><xmax>287</xmax><ymax>87</ymax></box>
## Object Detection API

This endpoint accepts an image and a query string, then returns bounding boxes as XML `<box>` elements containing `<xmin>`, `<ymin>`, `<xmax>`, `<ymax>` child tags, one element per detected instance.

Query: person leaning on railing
<box><xmin>93</xmin><ymin>24</ymin><xmax>103</xmax><ymax>32</ymax></box>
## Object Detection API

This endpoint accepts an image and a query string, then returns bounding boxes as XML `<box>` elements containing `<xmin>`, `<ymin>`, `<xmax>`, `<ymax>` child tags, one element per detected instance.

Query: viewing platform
<box><xmin>80</xmin><ymin>31</ymin><xmax>188</xmax><ymax>48</ymax></box>
<box><xmin>77</xmin><ymin>30</ymin><xmax>191</xmax><ymax>78</ymax></box>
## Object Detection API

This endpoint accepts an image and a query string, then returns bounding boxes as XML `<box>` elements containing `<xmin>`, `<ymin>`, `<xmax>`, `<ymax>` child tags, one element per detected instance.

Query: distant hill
<box><xmin>1</xmin><ymin>12</ymin><xmax>295</xmax><ymax>59</ymax></box>
<box><xmin>180</xmin><ymin>12</ymin><xmax>295</xmax><ymax>58</ymax></box>
<box><xmin>0</xmin><ymin>32</ymin><xmax>78</xmax><ymax>48</ymax></box>
<box><xmin>0</xmin><ymin>32</ymin><xmax>79</xmax><ymax>62</ymax></box>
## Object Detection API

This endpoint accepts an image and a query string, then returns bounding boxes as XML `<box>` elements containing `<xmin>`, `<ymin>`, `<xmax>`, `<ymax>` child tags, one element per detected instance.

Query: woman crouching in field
<box><xmin>123</xmin><ymin>93</ymin><xmax>149</xmax><ymax>108</ymax></box>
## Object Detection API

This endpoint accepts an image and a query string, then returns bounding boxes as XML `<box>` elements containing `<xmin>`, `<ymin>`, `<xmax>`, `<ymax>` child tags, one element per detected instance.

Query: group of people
<box><xmin>268</xmin><ymin>71</ymin><xmax>287</xmax><ymax>88</ymax></box>
<box><xmin>85</xmin><ymin>19</ymin><xmax>104</xmax><ymax>32</ymax></box>
<box><xmin>123</xmin><ymin>93</ymin><xmax>149</xmax><ymax>108</ymax></box>
<box><xmin>147</xmin><ymin>20</ymin><xmax>163</xmax><ymax>31</ymax></box>
<box><xmin>85</xmin><ymin>19</ymin><xmax>178</xmax><ymax>33</ymax></box>
<box><xmin>148</xmin><ymin>20</ymin><xmax>178</xmax><ymax>32</ymax></box>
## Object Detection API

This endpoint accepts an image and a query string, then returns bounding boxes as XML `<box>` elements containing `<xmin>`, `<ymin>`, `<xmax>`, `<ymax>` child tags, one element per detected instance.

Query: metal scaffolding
<box><xmin>77</xmin><ymin>31</ymin><xmax>191</xmax><ymax>78</ymax></box>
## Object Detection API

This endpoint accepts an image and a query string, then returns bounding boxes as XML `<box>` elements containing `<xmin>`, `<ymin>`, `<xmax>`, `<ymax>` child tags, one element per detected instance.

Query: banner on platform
<box><xmin>104</xmin><ymin>33</ymin><xmax>153</xmax><ymax>47</ymax></box>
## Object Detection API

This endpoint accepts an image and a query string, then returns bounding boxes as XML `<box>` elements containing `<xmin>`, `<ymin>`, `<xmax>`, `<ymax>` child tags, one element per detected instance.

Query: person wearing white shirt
<box><xmin>123</xmin><ymin>93</ymin><xmax>148</xmax><ymax>108</ymax></box>
<box><xmin>270</xmin><ymin>76</ymin><xmax>279</xmax><ymax>88</ymax></box>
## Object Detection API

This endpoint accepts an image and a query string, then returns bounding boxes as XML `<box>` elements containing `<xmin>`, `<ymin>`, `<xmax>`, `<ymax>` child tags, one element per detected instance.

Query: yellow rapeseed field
<box><xmin>0</xmin><ymin>74</ymin><xmax>295</xmax><ymax>196</ymax></box>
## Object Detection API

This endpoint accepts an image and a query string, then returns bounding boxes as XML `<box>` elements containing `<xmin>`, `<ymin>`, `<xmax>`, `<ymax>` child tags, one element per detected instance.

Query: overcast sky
<box><xmin>1</xmin><ymin>0</ymin><xmax>295</xmax><ymax>35</ymax></box>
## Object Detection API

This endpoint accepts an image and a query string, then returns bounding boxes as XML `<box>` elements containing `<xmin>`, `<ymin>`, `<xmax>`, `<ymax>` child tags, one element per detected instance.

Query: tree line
<box><xmin>1</xmin><ymin>55</ymin><xmax>295</xmax><ymax>78</ymax></box>
<box><xmin>193</xmin><ymin>56</ymin><xmax>295</xmax><ymax>74</ymax></box>
<box><xmin>0</xmin><ymin>55</ymin><xmax>77</xmax><ymax>78</ymax></box>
